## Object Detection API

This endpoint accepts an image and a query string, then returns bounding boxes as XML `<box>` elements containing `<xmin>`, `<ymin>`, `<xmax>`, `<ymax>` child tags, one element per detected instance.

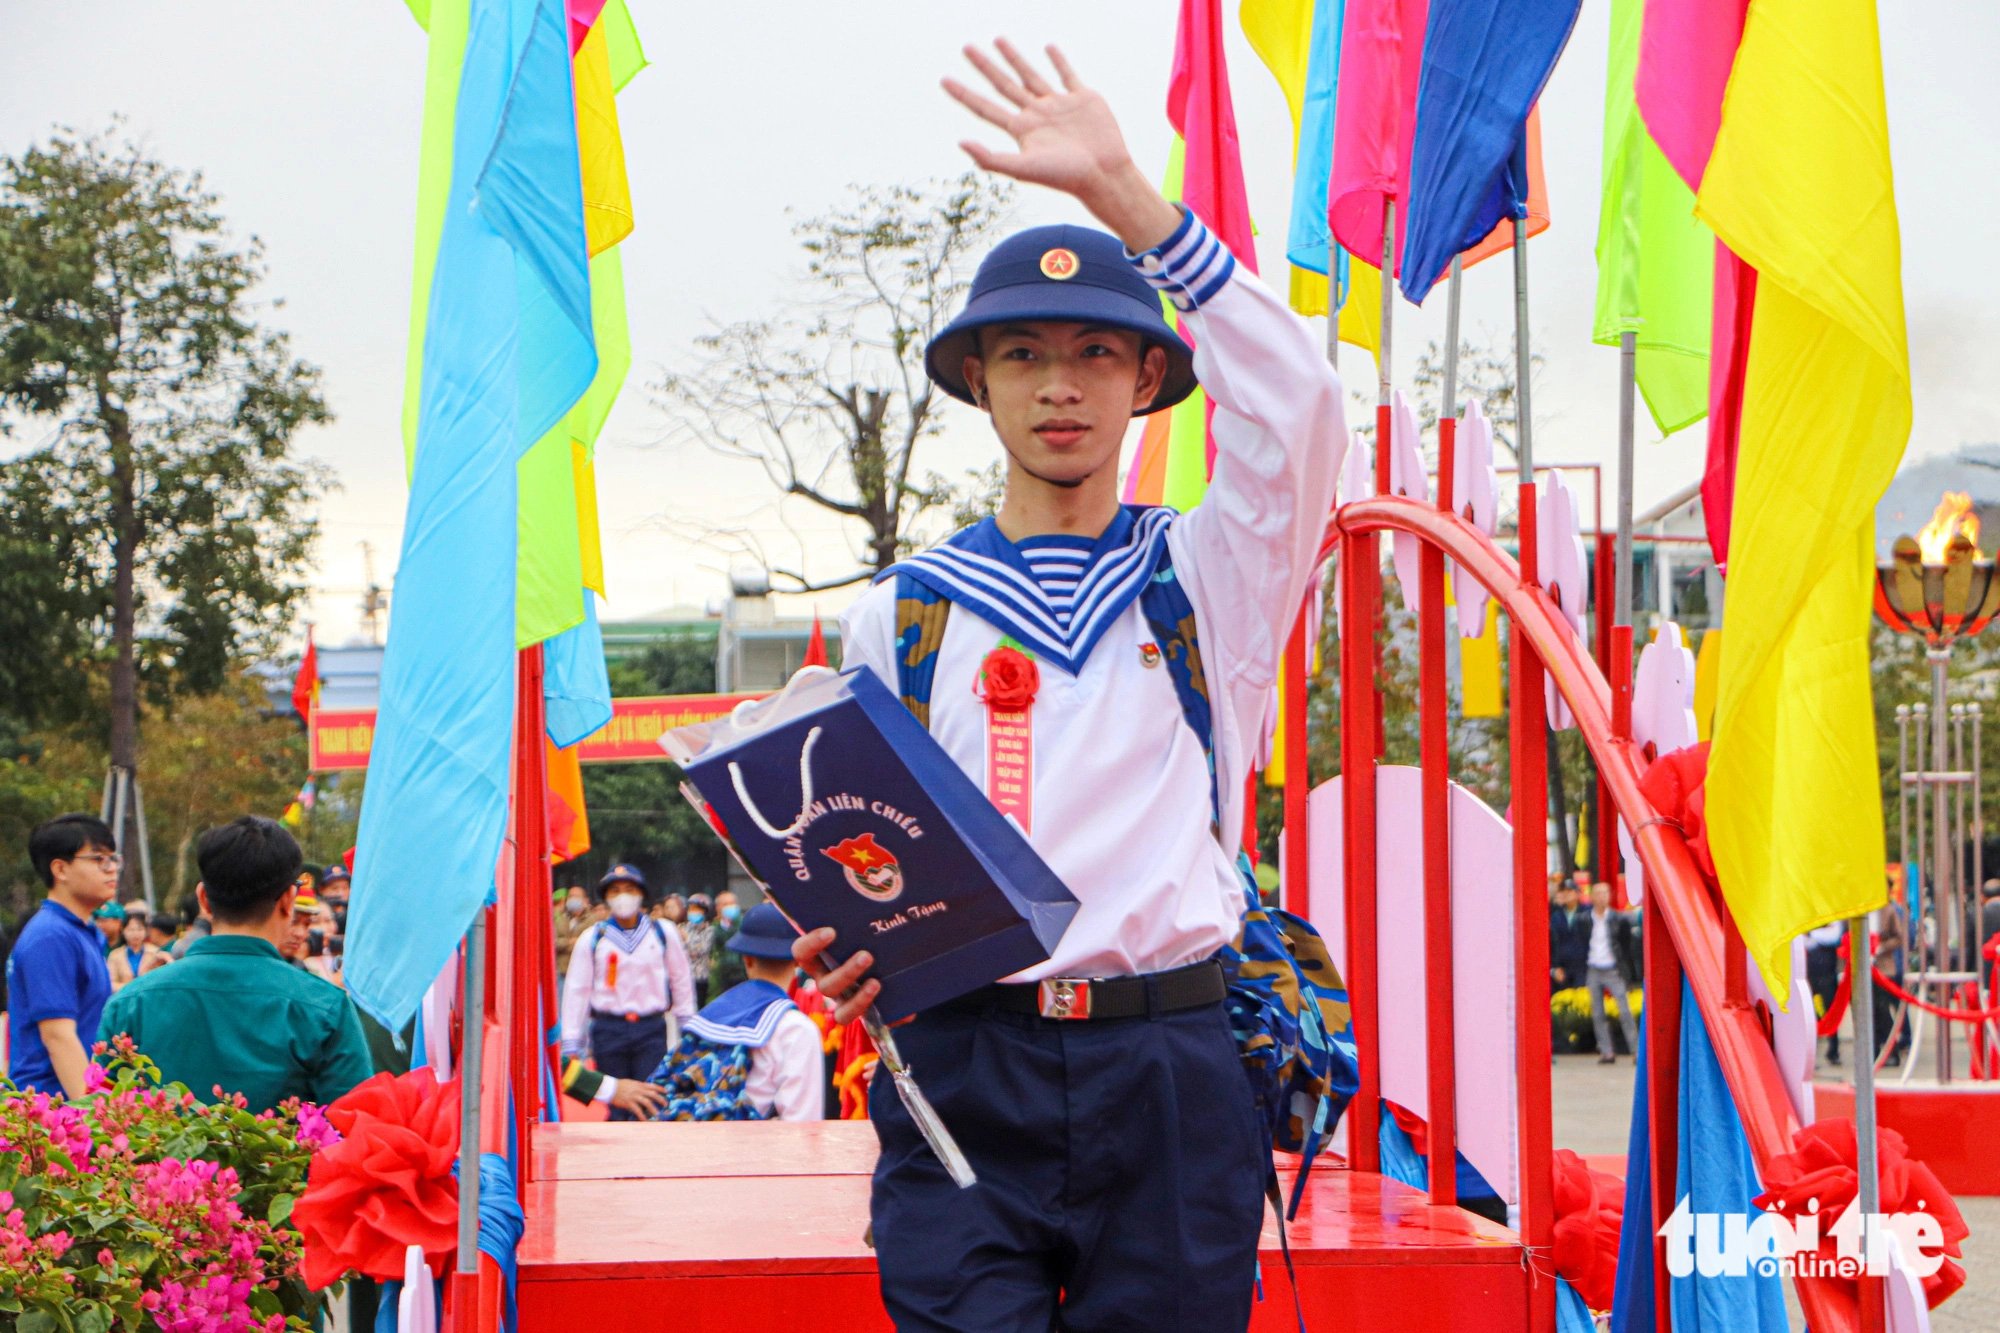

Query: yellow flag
<box><xmin>1461</xmin><ymin>601</ymin><xmax>1503</xmax><ymax>718</ymax></box>
<box><xmin>1695</xmin><ymin>0</ymin><xmax>1910</xmax><ymax>994</ymax></box>
<box><xmin>1265</xmin><ymin>667</ymin><xmax>1289</xmax><ymax>787</ymax></box>
<box><xmin>1693</xmin><ymin>628</ymin><xmax>1721</xmax><ymax>742</ymax></box>
<box><xmin>1240</xmin><ymin>0</ymin><xmax>1377</xmax><ymax>353</ymax></box>
<box><xmin>1339</xmin><ymin>258</ymin><xmax>1382</xmax><ymax>358</ymax></box>
<box><xmin>573</xmin><ymin>18</ymin><xmax>633</xmax><ymax>257</ymax></box>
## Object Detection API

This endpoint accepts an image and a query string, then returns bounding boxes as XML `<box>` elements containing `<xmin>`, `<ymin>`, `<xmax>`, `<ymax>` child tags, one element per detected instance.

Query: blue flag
<box><xmin>1611</xmin><ymin>1012</ymin><xmax>1657</xmax><ymax>1332</ymax></box>
<box><xmin>347</xmin><ymin>0</ymin><xmax>597</xmax><ymax>1031</ymax></box>
<box><xmin>1670</xmin><ymin>977</ymin><xmax>1789</xmax><ymax>1333</ymax></box>
<box><xmin>1284</xmin><ymin>0</ymin><xmax>1349</xmax><ymax>307</ymax></box>
<box><xmin>1399</xmin><ymin>0</ymin><xmax>1581</xmax><ymax>303</ymax></box>
<box><xmin>543</xmin><ymin>593</ymin><xmax>613</xmax><ymax>748</ymax></box>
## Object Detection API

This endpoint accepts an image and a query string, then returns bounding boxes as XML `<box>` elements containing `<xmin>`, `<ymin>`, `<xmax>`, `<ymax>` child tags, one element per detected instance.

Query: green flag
<box><xmin>517</xmin><ymin>245</ymin><xmax>630</xmax><ymax>646</ymax></box>
<box><xmin>1593</xmin><ymin>0</ymin><xmax>1712</xmax><ymax>436</ymax></box>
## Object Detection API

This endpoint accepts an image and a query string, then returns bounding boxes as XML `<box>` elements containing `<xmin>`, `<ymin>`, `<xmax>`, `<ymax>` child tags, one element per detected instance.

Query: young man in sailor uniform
<box><xmin>683</xmin><ymin>903</ymin><xmax>825</xmax><ymax>1121</ymax></box>
<box><xmin>792</xmin><ymin>40</ymin><xmax>1346</xmax><ymax>1332</ymax></box>
<box><xmin>559</xmin><ymin>862</ymin><xmax>697</xmax><ymax>1120</ymax></box>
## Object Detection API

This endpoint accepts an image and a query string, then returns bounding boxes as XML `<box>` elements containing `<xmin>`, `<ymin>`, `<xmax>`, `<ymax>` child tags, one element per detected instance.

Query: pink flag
<box><xmin>1168</xmin><ymin>0</ymin><xmax>1258</xmax><ymax>274</ymax></box>
<box><xmin>1702</xmin><ymin>247</ymin><xmax>1756</xmax><ymax>571</ymax></box>
<box><xmin>1638</xmin><ymin>0</ymin><xmax>1752</xmax><ymax>569</ymax></box>
<box><xmin>1635</xmin><ymin>0</ymin><xmax>1747</xmax><ymax>192</ymax></box>
<box><xmin>566</xmin><ymin>0</ymin><xmax>610</xmax><ymax>54</ymax></box>
<box><xmin>1329</xmin><ymin>0</ymin><xmax>1430</xmax><ymax>271</ymax></box>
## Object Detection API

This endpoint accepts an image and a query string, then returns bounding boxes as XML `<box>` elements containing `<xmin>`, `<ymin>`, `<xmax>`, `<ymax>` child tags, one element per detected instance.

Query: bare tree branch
<box><xmin>650</xmin><ymin>174</ymin><xmax>1013</xmax><ymax>590</ymax></box>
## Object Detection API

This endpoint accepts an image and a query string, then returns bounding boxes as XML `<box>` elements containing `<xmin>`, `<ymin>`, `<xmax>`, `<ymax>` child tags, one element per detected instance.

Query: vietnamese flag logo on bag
<box><xmin>822</xmin><ymin>832</ymin><xmax>905</xmax><ymax>903</ymax></box>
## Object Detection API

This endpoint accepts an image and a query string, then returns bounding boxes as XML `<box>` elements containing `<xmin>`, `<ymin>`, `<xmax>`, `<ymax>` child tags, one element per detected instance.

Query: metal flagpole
<box><xmin>1327</xmin><ymin>274</ymin><xmax>1340</xmax><ymax>379</ymax></box>
<box><xmin>1615</xmin><ymin>332</ymin><xmax>1637</xmax><ymax>629</ymax></box>
<box><xmin>456</xmin><ymin>913</ymin><xmax>487</xmax><ymax>1296</ymax></box>
<box><xmin>1379</xmin><ymin>203</ymin><xmax>1396</xmax><ymax>421</ymax></box>
<box><xmin>1512</xmin><ymin>217</ymin><xmax>1534</xmax><ymax>482</ymax></box>
<box><xmin>1440</xmin><ymin>257</ymin><xmax>1463</xmax><ymax>422</ymax></box>
<box><xmin>1849</xmin><ymin>913</ymin><xmax>1883</xmax><ymax>1326</ymax></box>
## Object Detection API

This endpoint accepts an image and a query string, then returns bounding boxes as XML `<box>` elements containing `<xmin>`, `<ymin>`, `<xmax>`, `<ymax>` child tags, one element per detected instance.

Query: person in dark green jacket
<box><xmin>100</xmin><ymin>816</ymin><xmax>373</xmax><ymax>1114</ymax></box>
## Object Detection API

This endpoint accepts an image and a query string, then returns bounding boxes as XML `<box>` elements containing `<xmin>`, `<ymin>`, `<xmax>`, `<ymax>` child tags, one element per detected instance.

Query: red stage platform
<box><xmin>1816</xmin><ymin>1081</ymin><xmax>2000</xmax><ymax>1196</ymax></box>
<box><xmin>518</xmin><ymin>1122</ymin><xmax>1527</xmax><ymax>1331</ymax></box>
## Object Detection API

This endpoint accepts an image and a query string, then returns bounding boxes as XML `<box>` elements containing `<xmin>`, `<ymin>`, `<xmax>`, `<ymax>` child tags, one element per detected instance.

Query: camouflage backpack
<box><xmin>893</xmin><ymin>535</ymin><xmax>1359</xmax><ymax>1213</ymax></box>
<box><xmin>645</xmin><ymin>1028</ymin><xmax>767</xmax><ymax>1122</ymax></box>
<box><xmin>645</xmin><ymin>982</ymin><xmax>801</xmax><ymax>1122</ymax></box>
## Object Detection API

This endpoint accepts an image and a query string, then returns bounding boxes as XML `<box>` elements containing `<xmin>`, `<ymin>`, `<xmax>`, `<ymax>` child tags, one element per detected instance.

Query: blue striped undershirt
<box><xmin>1015</xmin><ymin>535</ymin><xmax>1097</xmax><ymax>631</ymax></box>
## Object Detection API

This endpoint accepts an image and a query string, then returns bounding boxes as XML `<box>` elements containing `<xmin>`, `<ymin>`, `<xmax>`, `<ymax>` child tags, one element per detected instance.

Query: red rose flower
<box><xmin>292</xmin><ymin>1067</ymin><xmax>462</xmax><ymax>1289</ymax></box>
<box><xmin>976</xmin><ymin>646</ymin><xmax>1040</xmax><ymax>711</ymax></box>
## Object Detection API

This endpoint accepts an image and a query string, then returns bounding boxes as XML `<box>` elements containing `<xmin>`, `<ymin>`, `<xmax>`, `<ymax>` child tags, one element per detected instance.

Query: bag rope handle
<box><xmin>728</xmin><ymin>726</ymin><xmax>823</xmax><ymax>839</ymax></box>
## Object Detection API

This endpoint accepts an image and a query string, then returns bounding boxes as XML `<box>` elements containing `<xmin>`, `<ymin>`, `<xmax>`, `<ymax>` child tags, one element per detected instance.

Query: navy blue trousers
<box><xmin>869</xmin><ymin>997</ymin><xmax>1265</xmax><ymax>1332</ymax></box>
<box><xmin>588</xmin><ymin>1012</ymin><xmax>668</xmax><ymax>1122</ymax></box>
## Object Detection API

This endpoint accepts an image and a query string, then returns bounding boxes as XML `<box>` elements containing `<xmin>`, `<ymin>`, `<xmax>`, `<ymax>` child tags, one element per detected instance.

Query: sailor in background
<box><xmin>673</xmin><ymin>904</ymin><xmax>826</xmax><ymax>1122</ymax></box>
<box><xmin>559</xmin><ymin>863</ymin><xmax>696</xmax><ymax>1120</ymax></box>
<box><xmin>797</xmin><ymin>40</ymin><xmax>1346</xmax><ymax>1332</ymax></box>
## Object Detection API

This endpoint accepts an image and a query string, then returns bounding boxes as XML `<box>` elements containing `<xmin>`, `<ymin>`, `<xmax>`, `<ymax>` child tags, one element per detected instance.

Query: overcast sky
<box><xmin>5</xmin><ymin>2</ymin><xmax>1997</xmax><ymax>645</ymax></box>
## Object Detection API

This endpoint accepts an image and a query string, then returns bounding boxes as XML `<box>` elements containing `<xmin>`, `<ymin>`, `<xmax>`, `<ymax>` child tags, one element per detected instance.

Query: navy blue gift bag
<box><xmin>664</xmin><ymin>666</ymin><xmax>1078</xmax><ymax>1022</ymax></box>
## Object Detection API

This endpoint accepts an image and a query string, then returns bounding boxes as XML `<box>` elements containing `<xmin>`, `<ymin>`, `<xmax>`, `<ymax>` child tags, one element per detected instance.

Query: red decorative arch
<box><xmin>1319</xmin><ymin>495</ymin><xmax>1857</xmax><ymax>1333</ymax></box>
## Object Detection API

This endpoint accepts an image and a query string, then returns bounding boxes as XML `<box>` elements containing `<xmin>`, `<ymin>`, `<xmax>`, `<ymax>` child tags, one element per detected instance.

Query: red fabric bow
<box><xmin>1754</xmin><ymin>1118</ymin><xmax>1969</xmax><ymax>1310</ymax></box>
<box><xmin>1638</xmin><ymin>742</ymin><xmax>1716</xmax><ymax>883</ymax></box>
<box><xmin>1551</xmin><ymin>1148</ymin><xmax>1625</xmax><ymax>1312</ymax></box>
<box><xmin>292</xmin><ymin>1067</ymin><xmax>462</xmax><ymax>1289</ymax></box>
<box><xmin>976</xmin><ymin>646</ymin><xmax>1040</xmax><ymax>711</ymax></box>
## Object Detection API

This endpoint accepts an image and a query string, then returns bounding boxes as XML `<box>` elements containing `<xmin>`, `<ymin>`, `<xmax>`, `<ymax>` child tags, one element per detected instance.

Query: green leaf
<box><xmin>19</xmin><ymin>1309</ymin><xmax>58</xmax><ymax>1333</ymax></box>
<box><xmin>267</xmin><ymin>1191</ymin><xmax>295</xmax><ymax>1226</ymax></box>
<box><xmin>74</xmin><ymin>1307</ymin><xmax>112</xmax><ymax>1333</ymax></box>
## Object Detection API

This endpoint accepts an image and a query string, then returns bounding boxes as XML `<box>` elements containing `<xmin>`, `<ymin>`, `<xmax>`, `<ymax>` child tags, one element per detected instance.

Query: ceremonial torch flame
<box><xmin>1916</xmin><ymin>491</ymin><xmax>1980</xmax><ymax>563</ymax></box>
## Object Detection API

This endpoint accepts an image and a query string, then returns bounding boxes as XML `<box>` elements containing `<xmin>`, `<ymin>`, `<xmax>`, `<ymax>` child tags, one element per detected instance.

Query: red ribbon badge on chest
<box><xmin>975</xmin><ymin>645</ymin><xmax>1039</xmax><ymax>834</ymax></box>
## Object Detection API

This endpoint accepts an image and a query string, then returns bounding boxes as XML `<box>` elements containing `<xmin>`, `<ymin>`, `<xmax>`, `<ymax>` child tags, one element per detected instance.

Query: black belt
<box><xmin>964</xmin><ymin>959</ymin><xmax>1225</xmax><ymax>1022</ymax></box>
<box><xmin>589</xmin><ymin>1009</ymin><xmax>666</xmax><ymax>1023</ymax></box>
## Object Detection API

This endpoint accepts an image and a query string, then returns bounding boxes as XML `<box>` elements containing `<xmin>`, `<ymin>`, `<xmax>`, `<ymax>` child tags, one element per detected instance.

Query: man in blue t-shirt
<box><xmin>6</xmin><ymin>814</ymin><xmax>120</xmax><ymax>1096</ymax></box>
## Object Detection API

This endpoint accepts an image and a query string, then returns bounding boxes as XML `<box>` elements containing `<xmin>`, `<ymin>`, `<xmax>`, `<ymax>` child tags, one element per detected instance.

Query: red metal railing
<box><xmin>448</xmin><ymin>512</ymin><xmax>1857</xmax><ymax>1332</ymax></box>
<box><xmin>1315</xmin><ymin>494</ymin><xmax>1859</xmax><ymax>1333</ymax></box>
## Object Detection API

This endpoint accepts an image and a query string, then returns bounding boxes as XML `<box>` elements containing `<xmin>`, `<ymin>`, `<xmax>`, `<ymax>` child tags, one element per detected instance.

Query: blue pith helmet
<box><xmin>925</xmin><ymin>223</ymin><xmax>1197</xmax><ymax>417</ymax></box>
<box><xmin>597</xmin><ymin>862</ymin><xmax>650</xmax><ymax>902</ymax></box>
<box><xmin>724</xmin><ymin>902</ymin><xmax>801</xmax><ymax>960</ymax></box>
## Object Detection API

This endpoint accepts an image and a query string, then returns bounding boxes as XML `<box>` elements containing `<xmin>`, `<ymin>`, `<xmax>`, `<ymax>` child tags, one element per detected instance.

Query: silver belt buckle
<box><xmin>1038</xmin><ymin>978</ymin><xmax>1092</xmax><ymax>1020</ymax></box>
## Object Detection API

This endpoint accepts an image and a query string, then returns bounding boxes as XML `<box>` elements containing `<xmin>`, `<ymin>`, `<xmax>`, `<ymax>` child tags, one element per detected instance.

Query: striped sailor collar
<box><xmin>685</xmin><ymin>978</ymin><xmax>794</xmax><ymax>1049</ymax></box>
<box><xmin>884</xmin><ymin>504</ymin><xmax>1177</xmax><ymax>676</ymax></box>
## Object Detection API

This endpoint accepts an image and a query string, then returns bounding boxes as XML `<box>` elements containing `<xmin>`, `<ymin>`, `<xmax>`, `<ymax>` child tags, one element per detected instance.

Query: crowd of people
<box><xmin>552</xmin><ymin>864</ymin><xmax>833</xmax><ymax>1122</ymax></box>
<box><xmin>0</xmin><ymin>813</ymin><xmax>844</xmax><ymax>1131</ymax></box>
<box><xmin>1</xmin><ymin>812</ymin><xmax>371</xmax><ymax>1106</ymax></box>
<box><xmin>1547</xmin><ymin>869</ymin><xmax>2000</xmax><ymax>1071</ymax></box>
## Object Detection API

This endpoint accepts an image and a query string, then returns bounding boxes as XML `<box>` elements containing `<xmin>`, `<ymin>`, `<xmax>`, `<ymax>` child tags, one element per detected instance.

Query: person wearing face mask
<box><xmin>708</xmin><ymin>890</ymin><xmax>749</xmax><ymax>997</ymax></box>
<box><xmin>553</xmin><ymin>885</ymin><xmax>593</xmax><ymax>994</ymax></box>
<box><xmin>559</xmin><ymin>864</ymin><xmax>696</xmax><ymax>1119</ymax></box>
<box><xmin>682</xmin><ymin>893</ymin><xmax>717</xmax><ymax>1007</ymax></box>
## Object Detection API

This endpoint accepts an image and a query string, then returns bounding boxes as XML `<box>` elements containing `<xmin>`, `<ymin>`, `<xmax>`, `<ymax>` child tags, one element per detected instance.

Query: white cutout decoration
<box><xmin>1537</xmin><ymin>471</ymin><xmax>1588</xmax><ymax>731</ymax></box>
<box><xmin>1619</xmin><ymin>623</ymin><xmax>1699</xmax><ymax>906</ymax></box>
<box><xmin>1451</xmin><ymin>401</ymin><xmax>1497</xmax><ymax>642</ymax></box>
<box><xmin>1388</xmin><ymin>391</ymin><xmax>1431</xmax><ymax>613</ymax></box>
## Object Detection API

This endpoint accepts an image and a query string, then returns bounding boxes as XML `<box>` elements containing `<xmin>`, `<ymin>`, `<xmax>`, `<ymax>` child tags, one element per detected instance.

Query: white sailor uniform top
<box><xmin>840</xmin><ymin>211</ymin><xmax>1347</xmax><ymax>983</ymax></box>
<box><xmin>558</xmin><ymin>917</ymin><xmax>697</xmax><ymax>1054</ymax></box>
<box><xmin>685</xmin><ymin>979</ymin><xmax>827</xmax><ymax>1121</ymax></box>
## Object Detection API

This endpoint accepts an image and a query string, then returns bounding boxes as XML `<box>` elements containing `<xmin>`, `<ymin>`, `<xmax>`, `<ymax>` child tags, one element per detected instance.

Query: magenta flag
<box><xmin>1329</xmin><ymin>0</ymin><xmax>1430</xmax><ymax>271</ymax></box>
<box><xmin>1634</xmin><ymin>0</ymin><xmax>1747</xmax><ymax>192</ymax></box>
<box><xmin>1168</xmin><ymin>0</ymin><xmax>1258</xmax><ymax>275</ymax></box>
